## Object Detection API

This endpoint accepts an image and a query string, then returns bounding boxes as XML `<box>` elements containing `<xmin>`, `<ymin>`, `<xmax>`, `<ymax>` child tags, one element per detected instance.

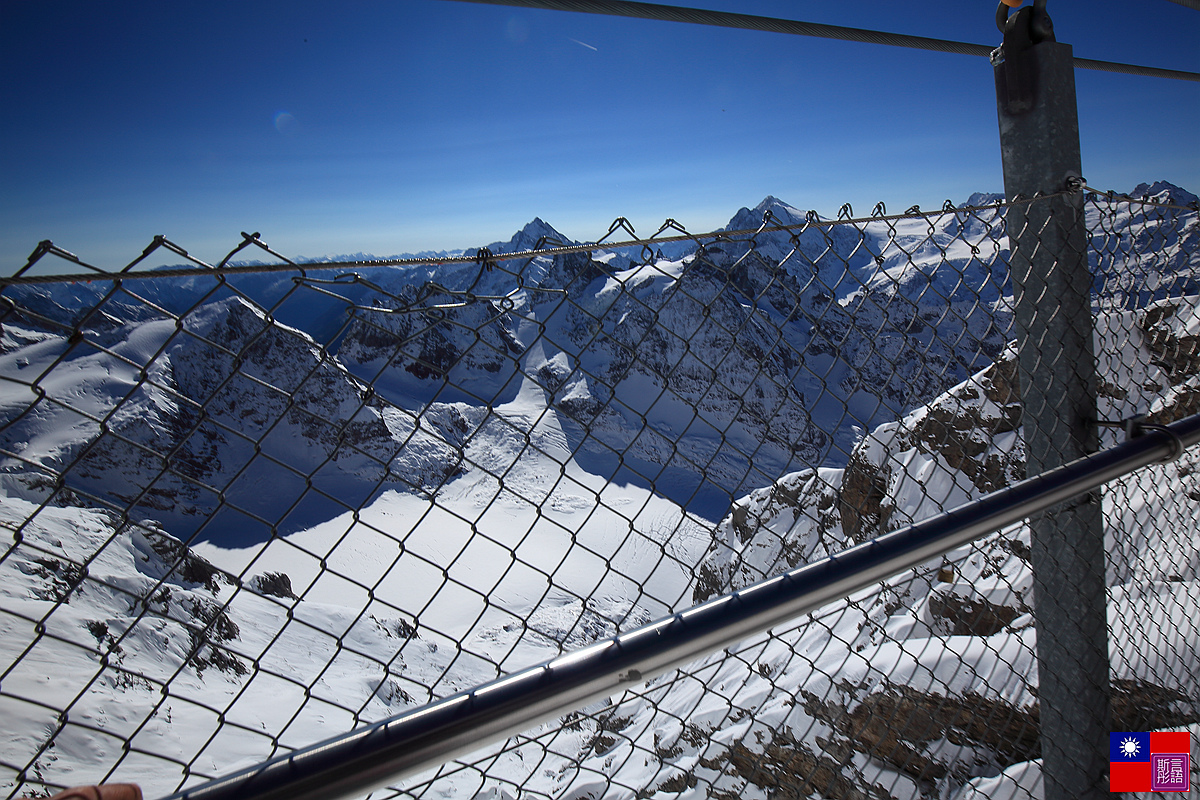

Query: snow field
<box><xmin>2</xmin><ymin>187</ymin><xmax>1198</xmax><ymax>799</ymax></box>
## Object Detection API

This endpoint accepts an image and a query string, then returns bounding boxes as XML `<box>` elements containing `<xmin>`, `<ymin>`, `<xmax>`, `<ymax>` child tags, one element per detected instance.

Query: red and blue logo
<box><xmin>1110</xmin><ymin>731</ymin><xmax>1191</xmax><ymax>792</ymax></box>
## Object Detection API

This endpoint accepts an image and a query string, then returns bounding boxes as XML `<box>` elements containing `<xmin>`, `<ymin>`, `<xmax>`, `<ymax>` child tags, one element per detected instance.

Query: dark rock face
<box><xmin>839</xmin><ymin>353</ymin><xmax>1028</xmax><ymax>542</ymax></box>
<box><xmin>1142</xmin><ymin>301</ymin><xmax>1200</xmax><ymax>413</ymax></box>
<box><xmin>338</xmin><ymin>284</ymin><xmax>525</xmax><ymax>388</ymax></box>
<box><xmin>250</xmin><ymin>571</ymin><xmax>297</xmax><ymax>600</ymax></box>
<box><xmin>839</xmin><ymin>451</ymin><xmax>894</xmax><ymax>543</ymax></box>
<box><xmin>926</xmin><ymin>592</ymin><xmax>1022</xmax><ymax>636</ymax></box>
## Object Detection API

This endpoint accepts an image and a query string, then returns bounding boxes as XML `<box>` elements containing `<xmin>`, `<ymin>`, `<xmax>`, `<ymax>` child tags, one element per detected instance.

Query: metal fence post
<box><xmin>993</xmin><ymin>5</ymin><xmax>1111</xmax><ymax>799</ymax></box>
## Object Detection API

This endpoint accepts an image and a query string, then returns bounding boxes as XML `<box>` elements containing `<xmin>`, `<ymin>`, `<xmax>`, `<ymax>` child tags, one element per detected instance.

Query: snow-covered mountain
<box><xmin>666</xmin><ymin>315</ymin><xmax>1200</xmax><ymax>799</ymax></box>
<box><xmin>2</xmin><ymin>184</ymin><xmax>1199</xmax><ymax>800</ymax></box>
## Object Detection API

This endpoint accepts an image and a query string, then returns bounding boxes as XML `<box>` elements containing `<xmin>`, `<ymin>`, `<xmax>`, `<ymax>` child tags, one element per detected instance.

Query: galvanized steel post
<box><xmin>994</xmin><ymin>3</ymin><xmax>1111</xmax><ymax>798</ymax></box>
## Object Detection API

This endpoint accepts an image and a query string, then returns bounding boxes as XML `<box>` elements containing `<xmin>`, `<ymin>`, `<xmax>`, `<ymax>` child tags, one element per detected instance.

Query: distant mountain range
<box><xmin>2</xmin><ymin>183</ymin><xmax>1199</xmax><ymax>800</ymax></box>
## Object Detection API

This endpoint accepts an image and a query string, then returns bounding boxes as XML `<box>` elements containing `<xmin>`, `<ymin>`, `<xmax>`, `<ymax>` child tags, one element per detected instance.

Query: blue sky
<box><xmin>2</xmin><ymin>0</ymin><xmax>1198</xmax><ymax>270</ymax></box>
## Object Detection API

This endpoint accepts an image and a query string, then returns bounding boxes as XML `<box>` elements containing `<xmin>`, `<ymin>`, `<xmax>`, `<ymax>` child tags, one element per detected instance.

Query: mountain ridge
<box><xmin>2</xmin><ymin>182</ymin><xmax>1199</xmax><ymax>800</ymax></box>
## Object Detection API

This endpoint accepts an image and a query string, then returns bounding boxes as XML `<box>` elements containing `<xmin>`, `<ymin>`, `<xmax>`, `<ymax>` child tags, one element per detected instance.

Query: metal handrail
<box><xmin>162</xmin><ymin>411</ymin><xmax>1200</xmax><ymax>800</ymax></box>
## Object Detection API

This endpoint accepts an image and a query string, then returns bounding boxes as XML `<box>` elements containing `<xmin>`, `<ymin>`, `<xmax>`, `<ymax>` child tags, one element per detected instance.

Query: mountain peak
<box><xmin>965</xmin><ymin>191</ymin><xmax>1005</xmax><ymax>207</ymax></box>
<box><xmin>723</xmin><ymin>196</ymin><xmax>808</xmax><ymax>233</ymax></box>
<box><xmin>1131</xmin><ymin>181</ymin><xmax>1199</xmax><ymax>207</ymax></box>
<box><xmin>522</xmin><ymin>217</ymin><xmax>557</xmax><ymax>237</ymax></box>
<box><xmin>751</xmin><ymin>196</ymin><xmax>807</xmax><ymax>223</ymax></box>
<box><xmin>486</xmin><ymin>218</ymin><xmax>574</xmax><ymax>255</ymax></box>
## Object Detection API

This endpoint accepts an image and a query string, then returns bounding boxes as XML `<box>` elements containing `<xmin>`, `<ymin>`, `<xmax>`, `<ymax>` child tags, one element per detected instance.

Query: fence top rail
<box><xmin>5</xmin><ymin>185</ymin><xmax>1193</xmax><ymax>288</ymax></box>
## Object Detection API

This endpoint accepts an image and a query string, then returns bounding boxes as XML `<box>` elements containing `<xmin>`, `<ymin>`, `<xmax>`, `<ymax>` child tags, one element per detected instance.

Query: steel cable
<box><xmin>440</xmin><ymin>0</ymin><xmax>1200</xmax><ymax>82</ymax></box>
<box><xmin>0</xmin><ymin>190</ymin><xmax>1091</xmax><ymax>288</ymax></box>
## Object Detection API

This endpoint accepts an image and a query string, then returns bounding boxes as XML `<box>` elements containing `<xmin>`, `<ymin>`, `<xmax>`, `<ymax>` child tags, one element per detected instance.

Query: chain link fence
<box><xmin>1</xmin><ymin>185</ymin><xmax>1198</xmax><ymax>800</ymax></box>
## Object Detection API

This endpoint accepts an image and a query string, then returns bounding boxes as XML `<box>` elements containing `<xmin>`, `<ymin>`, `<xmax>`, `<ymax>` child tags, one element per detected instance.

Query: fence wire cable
<box><xmin>3</xmin><ymin>189</ymin><xmax>1104</xmax><ymax>288</ymax></box>
<box><xmin>439</xmin><ymin>0</ymin><xmax>1200</xmax><ymax>82</ymax></box>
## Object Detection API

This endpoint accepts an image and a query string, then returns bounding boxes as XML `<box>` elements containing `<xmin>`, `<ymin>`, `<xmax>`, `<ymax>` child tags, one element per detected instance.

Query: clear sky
<box><xmin>2</xmin><ymin>0</ymin><xmax>1198</xmax><ymax>271</ymax></box>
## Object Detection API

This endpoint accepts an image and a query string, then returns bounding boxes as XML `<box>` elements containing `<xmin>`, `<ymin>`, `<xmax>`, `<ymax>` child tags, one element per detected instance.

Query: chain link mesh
<box><xmin>2</xmin><ymin>186</ymin><xmax>1198</xmax><ymax>800</ymax></box>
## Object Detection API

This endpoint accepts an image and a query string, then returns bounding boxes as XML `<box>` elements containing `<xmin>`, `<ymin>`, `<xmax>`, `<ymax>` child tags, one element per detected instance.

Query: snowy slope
<box><xmin>2</xmin><ymin>185</ymin><xmax>1199</xmax><ymax>799</ymax></box>
<box><xmin>664</xmin><ymin>320</ymin><xmax>1200</xmax><ymax>793</ymax></box>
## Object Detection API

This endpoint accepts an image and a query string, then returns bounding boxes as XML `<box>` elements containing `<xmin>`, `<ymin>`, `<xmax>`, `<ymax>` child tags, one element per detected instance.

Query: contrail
<box><xmin>568</xmin><ymin>37</ymin><xmax>598</xmax><ymax>51</ymax></box>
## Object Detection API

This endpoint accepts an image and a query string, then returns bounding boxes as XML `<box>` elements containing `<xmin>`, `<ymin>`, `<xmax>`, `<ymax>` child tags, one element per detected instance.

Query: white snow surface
<box><xmin>2</xmin><ymin>187</ymin><xmax>1200</xmax><ymax>799</ymax></box>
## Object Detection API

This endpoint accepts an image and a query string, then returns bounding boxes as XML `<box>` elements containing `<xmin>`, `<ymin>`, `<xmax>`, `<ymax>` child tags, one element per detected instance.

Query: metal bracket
<box><xmin>995</xmin><ymin>0</ymin><xmax>1054</xmax><ymax>39</ymax></box>
<box><xmin>994</xmin><ymin>0</ymin><xmax>1055</xmax><ymax>115</ymax></box>
<box><xmin>1098</xmin><ymin>416</ymin><xmax>1187</xmax><ymax>463</ymax></box>
<box><xmin>475</xmin><ymin>247</ymin><xmax>497</xmax><ymax>272</ymax></box>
